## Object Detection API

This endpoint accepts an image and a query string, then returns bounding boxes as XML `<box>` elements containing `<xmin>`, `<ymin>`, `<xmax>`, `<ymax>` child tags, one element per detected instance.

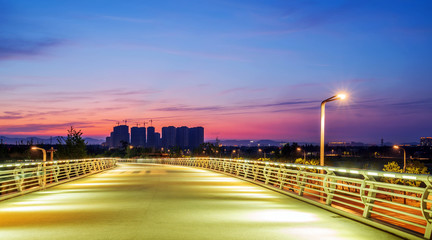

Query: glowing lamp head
<box><xmin>393</xmin><ymin>145</ymin><xmax>400</xmax><ymax>149</ymax></box>
<box><xmin>31</xmin><ymin>146</ymin><xmax>37</xmax><ymax>150</ymax></box>
<box><xmin>297</xmin><ymin>147</ymin><xmax>301</xmax><ymax>151</ymax></box>
<box><xmin>337</xmin><ymin>93</ymin><xmax>347</xmax><ymax>100</ymax></box>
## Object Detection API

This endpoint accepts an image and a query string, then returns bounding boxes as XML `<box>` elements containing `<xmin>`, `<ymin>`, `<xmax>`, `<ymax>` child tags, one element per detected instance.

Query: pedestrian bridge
<box><xmin>0</xmin><ymin>158</ymin><xmax>429</xmax><ymax>239</ymax></box>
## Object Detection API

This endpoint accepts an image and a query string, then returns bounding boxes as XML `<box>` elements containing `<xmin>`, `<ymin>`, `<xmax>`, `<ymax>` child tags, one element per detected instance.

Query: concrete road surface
<box><xmin>0</xmin><ymin>163</ymin><xmax>403</xmax><ymax>240</ymax></box>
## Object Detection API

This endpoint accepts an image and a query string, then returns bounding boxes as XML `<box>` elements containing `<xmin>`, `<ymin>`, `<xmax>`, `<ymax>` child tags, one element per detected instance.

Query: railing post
<box><xmin>235</xmin><ymin>162</ymin><xmax>240</xmax><ymax>176</ymax></box>
<box><xmin>244</xmin><ymin>163</ymin><xmax>249</xmax><ymax>179</ymax></box>
<box><xmin>13</xmin><ymin>165</ymin><xmax>24</xmax><ymax>192</ymax></box>
<box><xmin>53</xmin><ymin>162</ymin><xmax>60</xmax><ymax>183</ymax></box>
<box><xmin>296</xmin><ymin>167</ymin><xmax>306</xmax><ymax>196</ymax></box>
<box><xmin>361</xmin><ymin>175</ymin><xmax>377</xmax><ymax>218</ymax></box>
<box><xmin>264</xmin><ymin>164</ymin><xmax>271</xmax><ymax>185</ymax></box>
<box><xmin>323</xmin><ymin>171</ymin><xmax>337</xmax><ymax>205</ymax></box>
<box><xmin>36</xmin><ymin>163</ymin><xmax>45</xmax><ymax>187</ymax></box>
<box><xmin>279</xmin><ymin>166</ymin><xmax>285</xmax><ymax>190</ymax></box>
<box><xmin>252</xmin><ymin>163</ymin><xmax>258</xmax><ymax>181</ymax></box>
<box><xmin>421</xmin><ymin>182</ymin><xmax>432</xmax><ymax>239</ymax></box>
<box><xmin>76</xmin><ymin>161</ymin><xmax>80</xmax><ymax>177</ymax></box>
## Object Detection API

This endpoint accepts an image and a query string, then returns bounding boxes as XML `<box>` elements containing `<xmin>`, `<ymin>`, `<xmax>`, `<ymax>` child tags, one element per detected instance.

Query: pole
<box><xmin>320</xmin><ymin>101</ymin><xmax>326</xmax><ymax>166</ymax></box>
<box><xmin>402</xmin><ymin>148</ymin><xmax>406</xmax><ymax>173</ymax></box>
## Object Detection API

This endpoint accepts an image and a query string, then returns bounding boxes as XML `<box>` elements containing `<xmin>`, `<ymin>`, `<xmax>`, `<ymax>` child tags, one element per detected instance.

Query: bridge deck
<box><xmin>0</xmin><ymin>163</ymin><xmax>402</xmax><ymax>240</ymax></box>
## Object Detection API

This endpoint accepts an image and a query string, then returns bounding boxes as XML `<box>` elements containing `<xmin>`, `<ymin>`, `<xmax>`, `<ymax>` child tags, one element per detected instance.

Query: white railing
<box><xmin>121</xmin><ymin>157</ymin><xmax>432</xmax><ymax>240</ymax></box>
<box><xmin>0</xmin><ymin>158</ymin><xmax>117</xmax><ymax>201</ymax></box>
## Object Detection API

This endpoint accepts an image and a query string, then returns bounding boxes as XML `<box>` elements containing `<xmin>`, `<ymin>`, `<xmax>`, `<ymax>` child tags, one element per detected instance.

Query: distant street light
<box><xmin>258</xmin><ymin>148</ymin><xmax>266</xmax><ymax>158</ymax></box>
<box><xmin>393</xmin><ymin>145</ymin><xmax>407</xmax><ymax>172</ymax></box>
<box><xmin>31</xmin><ymin>146</ymin><xmax>47</xmax><ymax>187</ymax></box>
<box><xmin>320</xmin><ymin>93</ymin><xmax>347</xmax><ymax>166</ymax></box>
<box><xmin>297</xmin><ymin>147</ymin><xmax>306</xmax><ymax>162</ymax></box>
<box><xmin>31</xmin><ymin>146</ymin><xmax>47</xmax><ymax>162</ymax></box>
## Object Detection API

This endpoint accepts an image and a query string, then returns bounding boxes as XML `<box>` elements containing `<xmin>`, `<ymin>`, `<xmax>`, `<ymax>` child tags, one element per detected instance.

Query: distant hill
<box><xmin>207</xmin><ymin>139</ymin><xmax>316</xmax><ymax>147</ymax></box>
<box><xmin>0</xmin><ymin>136</ymin><xmax>104</xmax><ymax>145</ymax></box>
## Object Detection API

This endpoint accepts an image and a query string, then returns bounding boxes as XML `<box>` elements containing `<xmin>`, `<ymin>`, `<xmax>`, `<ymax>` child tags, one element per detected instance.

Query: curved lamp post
<box><xmin>320</xmin><ymin>94</ymin><xmax>346</xmax><ymax>167</ymax></box>
<box><xmin>393</xmin><ymin>145</ymin><xmax>406</xmax><ymax>172</ymax></box>
<box><xmin>31</xmin><ymin>146</ymin><xmax>47</xmax><ymax>186</ymax></box>
<box><xmin>297</xmin><ymin>147</ymin><xmax>306</xmax><ymax>162</ymax></box>
<box><xmin>31</xmin><ymin>146</ymin><xmax>47</xmax><ymax>162</ymax></box>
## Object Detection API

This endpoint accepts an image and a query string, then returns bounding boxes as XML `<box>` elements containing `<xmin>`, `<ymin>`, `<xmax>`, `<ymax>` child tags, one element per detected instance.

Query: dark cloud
<box><xmin>0</xmin><ymin>83</ymin><xmax>37</xmax><ymax>92</ymax></box>
<box><xmin>219</xmin><ymin>87</ymin><xmax>266</xmax><ymax>95</ymax></box>
<box><xmin>390</xmin><ymin>98</ymin><xmax>432</xmax><ymax>107</ymax></box>
<box><xmin>0</xmin><ymin>38</ymin><xmax>63</xmax><ymax>60</ymax></box>
<box><xmin>154</xmin><ymin>106</ymin><xmax>224</xmax><ymax>112</ymax></box>
<box><xmin>0</xmin><ymin>1</ymin><xmax>64</xmax><ymax>61</ymax></box>
<box><xmin>0</xmin><ymin>115</ymin><xmax>24</xmax><ymax>120</ymax></box>
<box><xmin>0</xmin><ymin>109</ymin><xmax>80</xmax><ymax>121</ymax></box>
<box><xmin>0</xmin><ymin>111</ymin><xmax>23</xmax><ymax>119</ymax></box>
<box><xmin>152</xmin><ymin>98</ymin><xmax>319</xmax><ymax>114</ymax></box>
<box><xmin>0</xmin><ymin>122</ymin><xmax>95</xmax><ymax>133</ymax></box>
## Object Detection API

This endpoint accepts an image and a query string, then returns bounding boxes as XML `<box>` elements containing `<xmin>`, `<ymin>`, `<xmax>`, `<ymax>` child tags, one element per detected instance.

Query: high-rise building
<box><xmin>147</xmin><ymin>126</ymin><xmax>156</xmax><ymax>148</ymax></box>
<box><xmin>131</xmin><ymin>126</ymin><xmax>146</xmax><ymax>147</ymax></box>
<box><xmin>420</xmin><ymin>137</ymin><xmax>432</xmax><ymax>147</ymax></box>
<box><xmin>105</xmin><ymin>123</ymin><xmax>205</xmax><ymax>149</ymax></box>
<box><xmin>189</xmin><ymin>127</ymin><xmax>204</xmax><ymax>149</ymax></box>
<box><xmin>162</xmin><ymin>126</ymin><xmax>176</xmax><ymax>148</ymax></box>
<box><xmin>154</xmin><ymin>132</ymin><xmax>161</xmax><ymax>148</ymax></box>
<box><xmin>105</xmin><ymin>136</ymin><xmax>112</xmax><ymax>147</ymax></box>
<box><xmin>176</xmin><ymin>126</ymin><xmax>189</xmax><ymax>148</ymax></box>
<box><xmin>111</xmin><ymin>125</ymin><xmax>129</xmax><ymax>148</ymax></box>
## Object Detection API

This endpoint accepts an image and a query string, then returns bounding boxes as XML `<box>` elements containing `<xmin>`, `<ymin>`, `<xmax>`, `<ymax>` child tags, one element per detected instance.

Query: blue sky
<box><xmin>0</xmin><ymin>0</ymin><xmax>432</xmax><ymax>144</ymax></box>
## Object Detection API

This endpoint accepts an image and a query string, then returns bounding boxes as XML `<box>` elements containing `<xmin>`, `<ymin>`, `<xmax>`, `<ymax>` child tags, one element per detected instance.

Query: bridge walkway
<box><xmin>0</xmin><ymin>163</ymin><xmax>403</xmax><ymax>240</ymax></box>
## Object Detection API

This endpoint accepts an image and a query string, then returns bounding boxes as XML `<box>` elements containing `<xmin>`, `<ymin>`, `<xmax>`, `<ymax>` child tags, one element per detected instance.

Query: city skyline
<box><xmin>105</xmin><ymin>123</ymin><xmax>204</xmax><ymax>149</ymax></box>
<box><xmin>1</xmin><ymin>1</ymin><xmax>432</xmax><ymax>144</ymax></box>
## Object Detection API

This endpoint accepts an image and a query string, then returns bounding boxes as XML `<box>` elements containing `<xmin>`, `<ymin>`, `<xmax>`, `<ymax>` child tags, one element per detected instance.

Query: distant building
<box><xmin>105</xmin><ymin>123</ymin><xmax>205</xmax><ymax>149</ymax></box>
<box><xmin>131</xmin><ymin>127</ymin><xmax>146</xmax><ymax>147</ymax></box>
<box><xmin>176</xmin><ymin>126</ymin><xmax>189</xmax><ymax>148</ymax></box>
<box><xmin>189</xmin><ymin>127</ymin><xmax>204</xmax><ymax>149</ymax></box>
<box><xmin>420</xmin><ymin>137</ymin><xmax>432</xmax><ymax>147</ymax></box>
<box><xmin>147</xmin><ymin>126</ymin><xmax>156</xmax><ymax>148</ymax></box>
<box><xmin>162</xmin><ymin>126</ymin><xmax>176</xmax><ymax>148</ymax></box>
<box><xmin>328</xmin><ymin>142</ymin><xmax>349</xmax><ymax>147</ymax></box>
<box><xmin>110</xmin><ymin>125</ymin><xmax>129</xmax><ymax>148</ymax></box>
<box><xmin>328</xmin><ymin>141</ymin><xmax>364</xmax><ymax>147</ymax></box>
<box><xmin>154</xmin><ymin>132</ymin><xmax>161</xmax><ymax>148</ymax></box>
<box><xmin>104</xmin><ymin>136</ymin><xmax>112</xmax><ymax>147</ymax></box>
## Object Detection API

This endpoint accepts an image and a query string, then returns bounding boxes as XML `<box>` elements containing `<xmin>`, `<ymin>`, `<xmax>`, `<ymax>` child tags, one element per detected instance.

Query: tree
<box><xmin>405</xmin><ymin>161</ymin><xmax>429</xmax><ymax>187</ymax></box>
<box><xmin>57</xmin><ymin>127</ymin><xmax>87</xmax><ymax>159</ymax></box>
<box><xmin>382</xmin><ymin>161</ymin><xmax>402</xmax><ymax>184</ymax></box>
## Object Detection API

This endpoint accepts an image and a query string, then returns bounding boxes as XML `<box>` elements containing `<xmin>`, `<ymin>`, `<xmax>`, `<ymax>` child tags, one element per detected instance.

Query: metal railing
<box><xmin>123</xmin><ymin>157</ymin><xmax>432</xmax><ymax>239</ymax></box>
<box><xmin>0</xmin><ymin>158</ymin><xmax>117</xmax><ymax>201</ymax></box>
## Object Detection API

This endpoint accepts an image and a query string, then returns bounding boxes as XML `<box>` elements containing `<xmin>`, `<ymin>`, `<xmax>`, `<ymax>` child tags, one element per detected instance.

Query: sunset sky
<box><xmin>1</xmin><ymin>0</ymin><xmax>431</xmax><ymax>144</ymax></box>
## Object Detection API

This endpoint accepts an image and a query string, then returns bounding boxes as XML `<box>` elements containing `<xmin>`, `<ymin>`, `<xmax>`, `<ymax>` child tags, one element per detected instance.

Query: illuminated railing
<box><xmin>121</xmin><ymin>157</ymin><xmax>432</xmax><ymax>239</ymax></box>
<box><xmin>0</xmin><ymin>158</ymin><xmax>117</xmax><ymax>201</ymax></box>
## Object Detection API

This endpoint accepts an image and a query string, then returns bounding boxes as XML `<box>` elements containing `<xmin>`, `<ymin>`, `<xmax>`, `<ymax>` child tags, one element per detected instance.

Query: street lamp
<box><xmin>258</xmin><ymin>148</ymin><xmax>266</xmax><ymax>158</ymax></box>
<box><xmin>31</xmin><ymin>146</ymin><xmax>47</xmax><ymax>162</ymax></box>
<box><xmin>393</xmin><ymin>145</ymin><xmax>407</xmax><ymax>172</ymax></box>
<box><xmin>31</xmin><ymin>146</ymin><xmax>47</xmax><ymax>187</ymax></box>
<box><xmin>320</xmin><ymin>93</ymin><xmax>347</xmax><ymax>166</ymax></box>
<box><xmin>297</xmin><ymin>147</ymin><xmax>306</xmax><ymax>162</ymax></box>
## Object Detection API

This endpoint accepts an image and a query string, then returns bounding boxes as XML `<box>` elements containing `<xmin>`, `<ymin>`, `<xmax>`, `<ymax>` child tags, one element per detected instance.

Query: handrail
<box><xmin>0</xmin><ymin>158</ymin><xmax>117</xmax><ymax>201</ymax></box>
<box><xmin>119</xmin><ymin>157</ymin><xmax>432</xmax><ymax>239</ymax></box>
